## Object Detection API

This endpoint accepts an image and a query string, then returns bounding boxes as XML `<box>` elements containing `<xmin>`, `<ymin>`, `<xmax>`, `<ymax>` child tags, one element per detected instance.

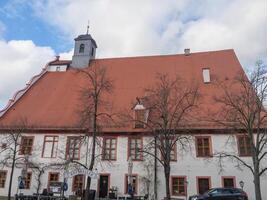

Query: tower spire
<box><xmin>86</xmin><ymin>20</ymin><xmax>90</xmax><ymax>35</ymax></box>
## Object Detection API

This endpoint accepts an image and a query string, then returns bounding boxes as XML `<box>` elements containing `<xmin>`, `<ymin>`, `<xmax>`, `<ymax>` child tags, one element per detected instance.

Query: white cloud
<box><xmin>29</xmin><ymin>0</ymin><xmax>267</xmax><ymax>69</ymax></box>
<box><xmin>59</xmin><ymin>48</ymin><xmax>73</xmax><ymax>60</ymax></box>
<box><xmin>30</xmin><ymin>0</ymin><xmax>187</xmax><ymax>57</ymax></box>
<box><xmin>0</xmin><ymin>40</ymin><xmax>55</xmax><ymax>109</ymax></box>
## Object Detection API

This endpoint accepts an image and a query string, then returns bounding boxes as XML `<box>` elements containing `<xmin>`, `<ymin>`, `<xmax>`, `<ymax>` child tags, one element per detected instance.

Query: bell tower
<box><xmin>71</xmin><ymin>25</ymin><xmax>97</xmax><ymax>68</ymax></box>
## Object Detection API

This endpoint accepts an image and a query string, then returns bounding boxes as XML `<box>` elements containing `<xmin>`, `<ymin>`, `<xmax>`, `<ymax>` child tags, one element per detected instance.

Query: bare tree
<box><xmin>140</xmin><ymin>160</ymin><xmax>155</xmax><ymax>200</ymax></box>
<box><xmin>77</xmin><ymin>61</ymin><xmax>113</xmax><ymax>199</ymax></box>
<box><xmin>127</xmin><ymin>74</ymin><xmax>199</xmax><ymax>200</ymax></box>
<box><xmin>0</xmin><ymin>120</ymin><xmax>28</xmax><ymax>200</ymax></box>
<box><xmin>213</xmin><ymin>61</ymin><xmax>267</xmax><ymax>200</ymax></box>
<box><xmin>29</xmin><ymin>162</ymin><xmax>52</xmax><ymax>194</ymax></box>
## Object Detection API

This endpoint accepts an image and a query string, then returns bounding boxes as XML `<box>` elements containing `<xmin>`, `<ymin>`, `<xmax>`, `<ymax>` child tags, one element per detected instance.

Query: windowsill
<box><xmin>65</xmin><ymin>158</ymin><xmax>80</xmax><ymax>161</ymax></box>
<box><xmin>239</xmin><ymin>154</ymin><xmax>252</xmax><ymax>157</ymax></box>
<box><xmin>131</xmin><ymin>159</ymin><xmax>143</xmax><ymax>162</ymax></box>
<box><xmin>18</xmin><ymin>153</ymin><xmax>32</xmax><ymax>156</ymax></box>
<box><xmin>102</xmin><ymin>159</ymin><xmax>117</xmax><ymax>161</ymax></box>
<box><xmin>172</xmin><ymin>193</ymin><xmax>186</xmax><ymax>197</ymax></box>
<box><xmin>42</xmin><ymin>157</ymin><xmax>57</xmax><ymax>159</ymax></box>
<box><xmin>196</xmin><ymin>155</ymin><xmax>213</xmax><ymax>158</ymax></box>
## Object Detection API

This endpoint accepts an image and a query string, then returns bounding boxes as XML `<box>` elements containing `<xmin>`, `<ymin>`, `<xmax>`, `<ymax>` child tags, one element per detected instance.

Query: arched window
<box><xmin>79</xmin><ymin>44</ymin><xmax>85</xmax><ymax>53</ymax></box>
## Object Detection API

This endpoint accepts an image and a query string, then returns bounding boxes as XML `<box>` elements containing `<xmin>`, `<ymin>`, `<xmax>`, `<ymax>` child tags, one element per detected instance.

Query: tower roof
<box><xmin>74</xmin><ymin>34</ymin><xmax>97</xmax><ymax>47</ymax></box>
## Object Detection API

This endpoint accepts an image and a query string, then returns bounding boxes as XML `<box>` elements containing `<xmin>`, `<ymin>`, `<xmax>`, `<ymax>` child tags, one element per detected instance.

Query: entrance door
<box><xmin>99</xmin><ymin>175</ymin><xmax>109</xmax><ymax>198</ymax></box>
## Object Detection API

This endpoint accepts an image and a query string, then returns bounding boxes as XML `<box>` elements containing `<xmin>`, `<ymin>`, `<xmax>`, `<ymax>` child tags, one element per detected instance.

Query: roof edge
<box><xmin>0</xmin><ymin>58</ymin><xmax>58</xmax><ymax>118</ymax></box>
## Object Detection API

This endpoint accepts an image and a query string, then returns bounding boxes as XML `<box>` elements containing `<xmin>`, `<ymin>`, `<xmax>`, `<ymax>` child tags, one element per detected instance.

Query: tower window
<box><xmin>79</xmin><ymin>44</ymin><xmax>85</xmax><ymax>53</ymax></box>
<box><xmin>91</xmin><ymin>47</ymin><xmax>94</xmax><ymax>56</ymax></box>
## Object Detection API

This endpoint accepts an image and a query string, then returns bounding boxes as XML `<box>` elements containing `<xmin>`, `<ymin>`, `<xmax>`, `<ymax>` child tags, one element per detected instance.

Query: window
<box><xmin>72</xmin><ymin>175</ymin><xmax>84</xmax><ymax>192</ymax></box>
<box><xmin>56</xmin><ymin>66</ymin><xmax>61</xmax><ymax>71</ymax></box>
<box><xmin>48</xmin><ymin>172</ymin><xmax>59</xmax><ymax>190</ymax></box>
<box><xmin>134</xmin><ymin>109</ymin><xmax>145</xmax><ymax>128</ymax></box>
<box><xmin>222</xmin><ymin>177</ymin><xmax>235</xmax><ymax>188</ymax></box>
<box><xmin>197</xmin><ymin>177</ymin><xmax>211</xmax><ymax>195</ymax></box>
<box><xmin>170</xmin><ymin>142</ymin><xmax>177</xmax><ymax>161</ymax></box>
<box><xmin>0</xmin><ymin>171</ymin><xmax>7</xmax><ymax>188</ymax></box>
<box><xmin>172</xmin><ymin>177</ymin><xmax>186</xmax><ymax>196</ymax></box>
<box><xmin>25</xmin><ymin>172</ymin><xmax>32</xmax><ymax>189</ymax></box>
<box><xmin>202</xmin><ymin>68</ymin><xmax>210</xmax><ymax>83</ymax></box>
<box><xmin>161</xmin><ymin>141</ymin><xmax>177</xmax><ymax>161</ymax></box>
<box><xmin>42</xmin><ymin>136</ymin><xmax>58</xmax><ymax>158</ymax></box>
<box><xmin>196</xmin><ymin>136</ymin><xmax>212</xmax><ymax>157</ymax></box>
<box><xmin>79</xmin><ymin>44</ymin><xmax>85</xmax><ymax>53</ymax></box>
<box><xmin>91</xmin><ymin>47</ymin><xmax>94</xmax><ymax>56</ymax></box>
<box><xmin>20</xmin><ymin>136</ymin><xmax>34</xmax><ymax>155</ymax></box>
<box><xmin>125</xmin><ymin>174</ymin><xmax>138</xmax><ymax>194</ymax></box>
<box><xmin>128</xmin><ymin>137</ymin><xmax>142</xmax><ymax>160</ymax></box>
<box><xmin>237</xmin><ymin>135</ymin><xmax>252</xmax><ymax>156</ymax></box>
<box><xmin>102</xmin><ymin>138</ymin><xmax>117</xmax><ymax>160</ymax></box>
<box><xmin>1</xmin><ymin>143</ymin><xmax>7</xmax><ymax>149</ymax></box>
<box><xmin>66</xmin><ymin>137</ymin><xmax>81</xmax><ymax>160</ymax></box>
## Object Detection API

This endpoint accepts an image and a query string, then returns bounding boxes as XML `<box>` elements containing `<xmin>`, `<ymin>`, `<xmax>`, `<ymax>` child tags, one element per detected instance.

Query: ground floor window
<box><xmin>48</xmin><ymin>172</ymin><xmax>59</xmax><ymax>192</ymax></box>
<box><xmin>222</xmin><ymin>177</ymin><xmax>235</xmax><ymax>188</ymax></box>
<box><xmin>171</xmin><ymin>176</ymin><xmax>186</xmax><ymax>196</ymax></box>
<box><xmin>72</xmin><ymin>175</ymin><xmax>84</xmax><ymax>194</ymax></box>
<box><xmin>197</xmin><ymin>177</ymin><xmax>211</xmax><ymax>195</ymax></box>
<box><xmin>0</xmin><ymin>171</ymin><xmax>7</xmax><ymax>188</ymax></box>
<box><xmin>25</xmin><ymin>172</ymin><xmax>32</xmax><ymax>189</ymax></box>
<box><xmin>125</xmin><ymin>174</ymin><xmax>138</xmax><ymax>194</ymax></box>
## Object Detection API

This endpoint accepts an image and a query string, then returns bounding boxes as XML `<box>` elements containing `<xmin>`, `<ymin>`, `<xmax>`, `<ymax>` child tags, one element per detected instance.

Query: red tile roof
<box><xmin>0</xmin><ymin>49</ymin><xmax>246</xmax><ymax>132</ymax></box>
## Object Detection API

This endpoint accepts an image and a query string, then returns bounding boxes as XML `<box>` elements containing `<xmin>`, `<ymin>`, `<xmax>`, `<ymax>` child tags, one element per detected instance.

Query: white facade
<box><xmin>0</xmin><ymin>133</ymin><xmax>266</xmax><ymax>200</ymax></box>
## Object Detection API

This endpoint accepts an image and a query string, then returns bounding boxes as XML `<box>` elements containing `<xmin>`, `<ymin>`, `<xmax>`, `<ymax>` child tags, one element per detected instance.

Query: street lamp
<box><xmin>239</xmin><ymin>180</ymin><xmax>244</xmax><ymax>190</ymax></box>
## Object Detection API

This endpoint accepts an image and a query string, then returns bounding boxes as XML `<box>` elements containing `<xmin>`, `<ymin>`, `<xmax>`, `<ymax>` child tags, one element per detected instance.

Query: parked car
<box><xmin>189</xmin><ymin>188</ymin><xmax>248</xmax><ymax>200</ymax></box>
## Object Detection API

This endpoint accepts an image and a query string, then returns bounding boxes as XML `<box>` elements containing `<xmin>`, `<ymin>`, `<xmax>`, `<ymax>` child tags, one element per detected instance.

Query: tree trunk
<box><xmin>254</xmin><ymin>166</ymin><xmax>262</xmax><ymax>200</ymax></box>
<box><xmin>8</xmin><ymin>149</ymin><xmax>16</xmax><ymax>200</ymax></box>
<box><xmin>85</xmin><ymin>104</ymin><xmax>98</xmax><ymax>200</ymax></box>
<box><xmin>36</xmin><ymin>171</ymin><xmax>43</xmax><ymax>194</ymax></box>
<box><xmin>164</xmin><ymin>165</ymin><xmax>171</xmax><ymax>200</ymax></box>
<box><xmin>154</xmin><ymin>137</ymin><xmax>158</xmax><ymax>200</ymax></box>
<box><xmin>85</xmin><ymin>132</ymin><xmax>96</xmax><ymax>200</ymax></box>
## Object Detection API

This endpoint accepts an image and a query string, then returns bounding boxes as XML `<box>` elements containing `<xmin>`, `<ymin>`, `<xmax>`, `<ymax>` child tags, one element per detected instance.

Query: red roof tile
<box><xmin>0</xmin><ymin>49</ymin><xmax>246</xmax><ymax>131</ymax></box>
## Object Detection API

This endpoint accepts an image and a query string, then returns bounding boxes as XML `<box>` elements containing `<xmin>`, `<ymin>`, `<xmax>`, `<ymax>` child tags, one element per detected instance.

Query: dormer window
<box><xmin>134</xmin><ymin>103</ymin><xmax>147</xmax><ymax>128</ymax></box>
<box><xmin>202</xmin><ymin>68</ymin><xmax>210</xmax><ymax>83</ymax></box>
<box><xmin>79</xmin><ymin>44</ymin><xmax>85</xmax><ymax>53</ymax></box>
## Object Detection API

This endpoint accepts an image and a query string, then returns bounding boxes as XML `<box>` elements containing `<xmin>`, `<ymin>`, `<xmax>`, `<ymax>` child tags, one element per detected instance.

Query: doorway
<box><xmin>99</xmin><ymin>175</ymin><xmax>109</xmax><ymax>198</ymax></box>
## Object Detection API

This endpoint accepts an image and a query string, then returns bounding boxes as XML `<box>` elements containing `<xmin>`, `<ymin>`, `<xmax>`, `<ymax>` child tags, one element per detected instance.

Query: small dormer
<box><xmin>133</xmin><ymin>100</ymin><xmax>148</xmax><ymax>128</ymax></box>
<box><xmin>202</xmin><ymin>68</ymin><xmax>211</xmax><ymax>83</ymax></box>
<box><xmin>47</xmin><ymin>56</ymin><xmax>69</xmax><ymax>72</ymax></box>
<box><xmin>71</xmin><ymin>31</ymin><xmax>97</xmax><ymax>68</ymax></box>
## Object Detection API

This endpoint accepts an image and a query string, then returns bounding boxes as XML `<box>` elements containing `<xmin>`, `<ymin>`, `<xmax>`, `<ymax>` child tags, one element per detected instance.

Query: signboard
<box><xmin>63</xmin><ymin>168</ymin><xmax>98</xmax><ymax>179</ymax></box>
<box><xmin>49</xmin><ymin>182</ymin><xmax>62</xmax><ymax>193</ymax></box>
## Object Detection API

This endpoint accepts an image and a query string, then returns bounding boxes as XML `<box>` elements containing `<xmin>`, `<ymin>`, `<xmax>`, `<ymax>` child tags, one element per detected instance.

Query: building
<box><xmin>0</xmin><ymin>32</ymin><xmax>266</xmax><ymax>200</ymax></box>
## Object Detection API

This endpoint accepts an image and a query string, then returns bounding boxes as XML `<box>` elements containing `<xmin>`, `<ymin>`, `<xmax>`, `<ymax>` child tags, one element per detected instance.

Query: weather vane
<box><xmin>86</xmin><ymin>20</ymin><xmax>90</xmax><ymax>34</ymax></box>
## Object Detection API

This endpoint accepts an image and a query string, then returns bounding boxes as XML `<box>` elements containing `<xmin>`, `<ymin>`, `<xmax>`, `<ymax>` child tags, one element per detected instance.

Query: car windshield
<box><xmin>204</xmin><ymin>189</ymin><xmax>219</xmax><ymax>195</ymax></box>
<box><xmin>203</xmin><ymin>188</ymin><xmax>243</xmax><ymax>196</ymax></box>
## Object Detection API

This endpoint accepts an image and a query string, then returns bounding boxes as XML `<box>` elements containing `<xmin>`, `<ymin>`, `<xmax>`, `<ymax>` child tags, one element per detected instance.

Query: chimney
<box><xmin>184</xmin><ymin>48</ymin><xmax>190</xmax><ymax>56</ymax></box>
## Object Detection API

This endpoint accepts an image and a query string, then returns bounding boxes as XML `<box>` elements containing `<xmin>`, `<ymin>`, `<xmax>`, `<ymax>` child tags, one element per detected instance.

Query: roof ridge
<box><xmin>43</xmin><ymin>49</ymin><xmax>235</xmax><ymax>64</ymax></box>
<box><xmin>94</xmin><ymin>49</ymin><xmax>234</xmax><ymax>61</ymax></box>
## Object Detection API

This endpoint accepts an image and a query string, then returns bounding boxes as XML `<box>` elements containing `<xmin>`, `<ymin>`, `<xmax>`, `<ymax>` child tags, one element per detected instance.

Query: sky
<box><xmin>0</xmin><ymin>0</ymin><xmax>267</xmax><ymax>109</ymax></box>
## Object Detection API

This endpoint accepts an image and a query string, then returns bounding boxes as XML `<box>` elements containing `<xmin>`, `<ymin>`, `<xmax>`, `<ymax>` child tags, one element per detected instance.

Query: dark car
<box><xmin>189</xmin><ymin>188</ymin><xmax>248</xmax><ymax>200</ymax></box>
